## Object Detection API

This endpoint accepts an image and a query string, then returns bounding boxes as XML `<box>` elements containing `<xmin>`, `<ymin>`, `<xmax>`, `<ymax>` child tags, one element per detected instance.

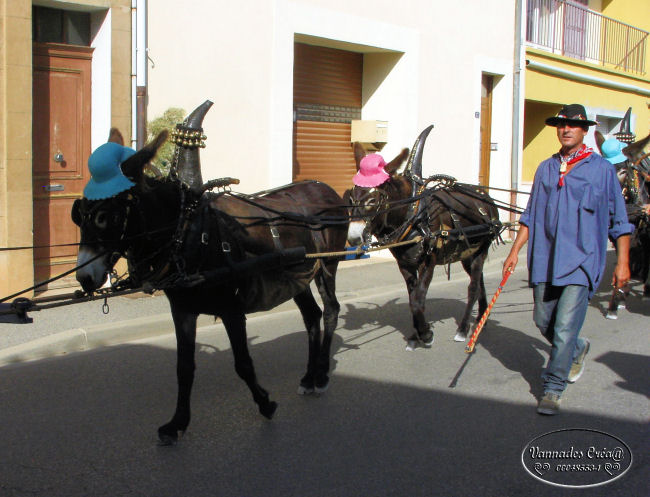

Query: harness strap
<box><xmin>270</xmin><ymin>226</ymin><xmax>283</xmax><ymax>250</ymax></box>
<box><xmin>214</xmin><ymin>211</ymin><xmax>236</xmax><ymax>270</ymax></box>
<box><xmin>449</xmin><ymin>210</ymin><xmax>471</xmax><ymax>249</ymax></box>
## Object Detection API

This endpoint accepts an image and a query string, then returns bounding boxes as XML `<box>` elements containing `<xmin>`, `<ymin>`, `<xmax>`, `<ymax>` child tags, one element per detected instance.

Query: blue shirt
<box><xmin>519</xmin><ymin>153</ymin><xmax>633</xmax><ymax>298</ymax></box>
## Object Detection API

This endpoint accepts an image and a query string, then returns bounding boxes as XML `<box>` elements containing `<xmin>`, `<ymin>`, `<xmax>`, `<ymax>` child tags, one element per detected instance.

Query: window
<box><xmin>33</xmin><ymin>7</ymin><xmax>90</xmax><ymax>46</ymax></box>
<box><xmin>595</xmin><ymin>114</ymin><xmax>623</xmax><ymax>137</ymax></box>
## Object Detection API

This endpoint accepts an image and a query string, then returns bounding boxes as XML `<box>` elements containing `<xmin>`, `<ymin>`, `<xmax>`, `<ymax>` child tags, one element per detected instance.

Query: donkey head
<box><xmin>623</xmin><ymin>133</ymin><xmax>650</xmax><ymax>204</ymax></box>
<box><xmin>346</xmin><ymin>144</ymin><xmax>409</xmax><ymax>246</ymax></box>
<box><xmin>346</xmin><ymin>126</ymin><xmax>433</xmax><ymax>246</ymax></box>
<box><xmin>72</xmin><ymin>129</ymin><xmax>168</xmax><ymax>293</ymax></box>
<box><xmin>622</xmin><ymin>133</ymin><xmax>650</xmax><ymax>167</ymax></box>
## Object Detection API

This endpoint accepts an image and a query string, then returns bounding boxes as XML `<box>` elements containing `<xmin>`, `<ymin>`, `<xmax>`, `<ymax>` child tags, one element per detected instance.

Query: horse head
<box><xmin>72</xmin><ymin>129</ymin><xmax>169</xmax><ymax>293</ymax></box>
<box><xmin>346</xmin><ymin>126</ymin><xmax>433</xmax><ymax>246</ymax></box>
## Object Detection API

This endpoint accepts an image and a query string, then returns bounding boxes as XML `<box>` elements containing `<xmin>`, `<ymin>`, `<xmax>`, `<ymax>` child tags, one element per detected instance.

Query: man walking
<box><xmin>503</xmin><ymin>104</ymin><xmax>633</xmax><ymax>415</ymax></box>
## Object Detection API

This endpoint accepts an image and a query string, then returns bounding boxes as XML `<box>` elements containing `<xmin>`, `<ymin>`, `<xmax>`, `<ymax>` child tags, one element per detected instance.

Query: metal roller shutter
<box><xmin>293</xmin><ymin>43</ymin><xmax>362</xmax><ymax>195</ymax></box>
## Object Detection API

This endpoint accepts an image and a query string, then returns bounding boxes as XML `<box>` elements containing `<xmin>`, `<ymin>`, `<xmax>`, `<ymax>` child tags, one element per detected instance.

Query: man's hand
<box><xmin>503</xmin><ymin>252</ymin><xmax>518</xmax><ymax>278</ymax></box>
<box><xmin>503</xmin><ymin>225</ymin><xmax>529</xmax><ymax>278</ymax></box>
<box><xmin>612</xmin><ymin>263</ymin><xmax>631</xmax><ymax>290</ymax></box>
<box><xmin>613</xmin><ymin>234</ymin><xmax>631</xmax><ymax>289</ymax></box>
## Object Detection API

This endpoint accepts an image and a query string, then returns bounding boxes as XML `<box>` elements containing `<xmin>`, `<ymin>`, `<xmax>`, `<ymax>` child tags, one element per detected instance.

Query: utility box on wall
<box><xmin>351</xmin><ymin>120</ymin><xmax>388</xmax><ymax>152</ymax></box>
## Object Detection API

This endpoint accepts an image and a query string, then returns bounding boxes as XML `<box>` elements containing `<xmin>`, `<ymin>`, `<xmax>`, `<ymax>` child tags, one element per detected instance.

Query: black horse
<box><xmin>596</xmin><ymin>132</ymin><xmax>650</xmax><ymax>318</ymax></box>
<box><xmin>72</xmin><ymin>102</ymin><xmax>348</xmax><ymax>444</ymax></box>
<box><xmin>346</xmin><ymin>127</ymin><xmax>502</xmax><ymax>349</ymax></box>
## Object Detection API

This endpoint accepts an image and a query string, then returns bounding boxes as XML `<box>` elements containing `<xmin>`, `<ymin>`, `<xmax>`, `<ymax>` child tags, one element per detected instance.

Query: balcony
<box><xmin>526</xmin><ymin>0</ymin><xmax>648</xmax><ymax>74</ymax></box>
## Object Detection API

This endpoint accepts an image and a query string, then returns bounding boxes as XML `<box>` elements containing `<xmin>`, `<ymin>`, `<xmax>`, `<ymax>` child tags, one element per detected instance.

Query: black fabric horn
<box><xmin>170</xmin><ymin>100</ymin><xmax>213</xmax><ymax>192</ymax></box>
<box><xmin>404</xmin><ymin>125</ymin><xmax>434</xmax><ymax>178</ymax></box>
<box><xmin>614</xmin><ymin>107</ymin><xmax>635</xmax><ymax>143</ymax></box>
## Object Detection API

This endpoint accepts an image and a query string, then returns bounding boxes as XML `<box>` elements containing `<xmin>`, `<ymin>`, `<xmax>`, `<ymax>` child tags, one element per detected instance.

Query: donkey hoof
<box><xmin>297</xmin><ymin>375</ymin><xmax>315</xmax><ymax>395</ymax></box>
<box><xmin>453</xmin><ymin>332</ymin><xmax>467</xmax><ymax>342</ymax></box>
<box><xmin>314</xmin><ymin>376</ymin><xmax>330</xmax><ymax>394</ymax></box>
<box><xmin>297</xmin><ymin>384</ymin><xmax>314</xmax><ymax>395</ymax></box>
<box><xmin>157</xmin><ymin>433</ymin><xmax>178</xmax><ymax>446</ymax></box>
<box><xmin>418</xmin><ymin>331</ymin><xmax>434</xmax><ymax>348</ymax></box>
<box><xmin>157</xmin><ymin>425</ymin><xmax>182</xmax><ymax>446</ymax></box>
<box><xmin>260</xmin><ymin>401</ymin><xmax>278</xmax><ymax>419</ymax></box>
<box><xmin>605</xmin><ymin>312</ymin><xmax>618</xmax><ymax>320</ymax></box>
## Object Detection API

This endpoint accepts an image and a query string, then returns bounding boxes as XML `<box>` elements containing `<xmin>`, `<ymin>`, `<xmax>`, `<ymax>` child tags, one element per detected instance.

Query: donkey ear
<box><xmin>71</xmin><ymin>198</ymin><xmax>82</xmax><ymax>226</ymax></box>
<box><xmin>385</xmin><ymin>148</ymin><xmax>409</xmax><ymax>175</ymax></box>
<box><xmin>594</xmin><ymin>130</ymin><xmax>605</xmax><ymax>155</ymax></box>
<box><xmin>353</xmin><ymin>142</ymin><xmax>366</xmax><ymax>172</ymax></box>
<box><xmin>622</xmin><ymin>133</ymin><xmax>650</xmax><ymax>163</ymax></box>
<box><xmin>342</xmin><ymin>188</ymin><xmax>352</xmax><ymax>204</ymax></box>
<box><xmin>120</xmin><ymin>130</ymin><xmax>169</xmax><ymax>182</ymax></box>
<box><xmin>108</xmin><ymin>128</ymin><xmax>125</xmax><ymax>145</ymax></box>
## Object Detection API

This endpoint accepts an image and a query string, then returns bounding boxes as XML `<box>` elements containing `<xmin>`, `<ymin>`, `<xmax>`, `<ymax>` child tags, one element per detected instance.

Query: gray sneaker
<box><xmin>568</xmin><ymin>338</ymin><xmax>590</xmax><ymax>383</ymax></box>
<box><xmin>537</xmin><ymin>392</ymin><xmax>561</xmax><ymax>415</ymax></box>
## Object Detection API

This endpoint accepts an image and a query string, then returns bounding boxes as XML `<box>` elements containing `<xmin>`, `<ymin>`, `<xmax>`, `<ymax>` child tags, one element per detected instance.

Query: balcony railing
<box><xmin>526</xmin><ymin>0</ymin><xmax>648</xmax><ymax>74</ymax></box>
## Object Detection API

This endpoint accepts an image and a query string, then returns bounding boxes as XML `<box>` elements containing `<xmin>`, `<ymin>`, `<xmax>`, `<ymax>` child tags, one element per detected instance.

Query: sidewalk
<box><xmin>0</xmin><ymin>242</ymin><xmax>514</xmax><ymax>366</ymax></box>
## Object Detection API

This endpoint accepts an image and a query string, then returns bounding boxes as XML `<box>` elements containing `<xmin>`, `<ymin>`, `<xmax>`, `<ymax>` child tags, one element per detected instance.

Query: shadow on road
<box><xmin>1</xmin><ymin>321</ymin><xmax>646</xmax><ymax>497</ymax></box>
<box><xmin>595</xmin><ymin>351</ymin><xmax>650</xmax><ymax>399</ymax></box>
<box><xmin>339</xmin><ymin>294</ymin><xmax>549</xmax><ymax>400</ymax></box>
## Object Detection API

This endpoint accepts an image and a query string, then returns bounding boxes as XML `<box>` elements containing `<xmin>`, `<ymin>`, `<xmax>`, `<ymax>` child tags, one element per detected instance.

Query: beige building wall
<box><xmin>0</xmin><ymin>0</ymin><xmax>133</xmax><ymax>298</ymax></box>
<box><xmin>148</xmin><ymin>0</ymin><xmax>518</xmax><ymax>209</ymax></box>
<box><xmin>0</xmin><ymin>0</ymin><xmax>34</xmax><ymax>299</ymax></box>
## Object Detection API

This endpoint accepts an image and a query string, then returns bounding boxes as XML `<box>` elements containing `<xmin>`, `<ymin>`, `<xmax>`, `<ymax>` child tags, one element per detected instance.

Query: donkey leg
<box><xmin>158</xmin><ymin>305</ymin><xmax>198</xmax><ymax>445</ymax></box>
<box><xmin>606</xmin><ymin>287</ymin><xmax>622</xmax><ymax>320</ymax></box>
<box><xmin>294</xmin><ymin>288</ymin><xmax>324</xmax><ymax>395</ymax></box>
<box><xmin>313</xmin><ymin>261</ymin><xmax>341</xmax><ymax>393</ymax></box>
<box><xmin>221</xmin><ymin>310</ymin><xmax>278</xmax><ymax>419</ymax></box>
<box><xmin>398</xmin><ymin>262</ymin><xmax>435</xmax><ymax>349</ymax></box>
<box><xmin>455</xmin><ymin>255</ymin><xmax>487</xmax><ymax>342</ymax></box>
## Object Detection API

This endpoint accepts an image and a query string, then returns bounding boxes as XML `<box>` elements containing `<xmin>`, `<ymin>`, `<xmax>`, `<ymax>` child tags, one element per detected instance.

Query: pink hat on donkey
<box><xmin>353</xmin><ymin>154</ymin><xmax>390</xmax><ymax>187</ymax></box>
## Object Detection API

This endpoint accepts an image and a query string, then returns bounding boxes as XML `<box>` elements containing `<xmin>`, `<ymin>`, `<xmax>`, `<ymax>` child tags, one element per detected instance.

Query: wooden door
<box><xmin>479</xmin><ymin>74</ymin><xmax>493</xmax><ymax>187</ymax></box>
<box><xmin>563</xmin><ymin>0</ymin><xmax>587</xmax><ymax>60</ymax></box>
<box><xmin>32</xmin><ymin>43</ymin><xmax>93</xmax><ymax>289</ymax></box>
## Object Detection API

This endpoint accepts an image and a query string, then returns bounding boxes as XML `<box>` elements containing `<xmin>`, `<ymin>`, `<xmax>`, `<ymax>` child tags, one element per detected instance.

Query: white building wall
<box><xmin>148</xmin><ymin>0</ymin><xmax>517</xmax><ymax>214</ymax></box>
<box><xmin>90</xmin><ymin>9</ymin><xmax>112</xmax><ymax>152</ymax></box>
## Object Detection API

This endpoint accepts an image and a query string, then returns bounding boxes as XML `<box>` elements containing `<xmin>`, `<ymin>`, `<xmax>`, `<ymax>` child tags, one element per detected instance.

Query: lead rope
<box><xmin>465</xmin><ymin>269</ymin><xmax>512</xmax><ymax>353</ymax></box>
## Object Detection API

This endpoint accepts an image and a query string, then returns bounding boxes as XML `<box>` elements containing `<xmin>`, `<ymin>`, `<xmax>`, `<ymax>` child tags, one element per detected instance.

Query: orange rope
<box><xmin>465</xmin><ymin>269</ymin><xmax>512</xmax><ymax>353</ymax></box>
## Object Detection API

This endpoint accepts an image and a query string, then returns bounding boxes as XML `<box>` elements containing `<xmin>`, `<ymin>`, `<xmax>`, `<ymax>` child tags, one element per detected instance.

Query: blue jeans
<box><xmin>533</xmin><ymin>283</ymin><xmax>590</xmax><ymax>395</ymax></box>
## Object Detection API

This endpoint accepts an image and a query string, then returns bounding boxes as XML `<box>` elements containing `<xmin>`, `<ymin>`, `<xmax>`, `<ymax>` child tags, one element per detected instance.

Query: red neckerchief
<box><xmin>557</xmin><ymin>144</ymin><xmax>593</xmax><ymax>187</ymax></box>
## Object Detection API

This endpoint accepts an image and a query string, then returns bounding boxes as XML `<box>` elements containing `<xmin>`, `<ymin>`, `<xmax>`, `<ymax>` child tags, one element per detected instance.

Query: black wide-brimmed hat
<box><xmin>545</xmin><ymin>104</ymin><xmax>598</xmax><ymax>127</ymax></box>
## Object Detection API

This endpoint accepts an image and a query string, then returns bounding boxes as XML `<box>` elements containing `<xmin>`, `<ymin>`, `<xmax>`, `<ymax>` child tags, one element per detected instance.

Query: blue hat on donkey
<box><xmin>601</xmin><ymin>137</ymin><xmax>628</xmax><ymax>165</ymax></box>
<box><xmin>83</xmin><ymin>142</ymin><xmax>136</xmax><ymax>200</ymax></box>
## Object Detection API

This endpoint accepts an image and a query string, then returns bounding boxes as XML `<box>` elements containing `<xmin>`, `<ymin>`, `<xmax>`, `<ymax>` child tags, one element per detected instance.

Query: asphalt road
<box><xmin>0</xmin><ymin>245</ymin><xmax>648</xmax><ymax>496</ymax></box>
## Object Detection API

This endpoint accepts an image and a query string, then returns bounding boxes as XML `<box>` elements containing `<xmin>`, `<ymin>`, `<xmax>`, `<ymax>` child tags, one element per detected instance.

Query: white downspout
<box><xmin>131</xmin><ymin>0</ymin><xmax>148</xmax><ymax>149</ymax></box>
<box><xmin>136</xmin><ymin>0</ymin><xmax>148</xmax><ymax>149</ymax></box>
<box><xmin>131</xmin><ymin>1</ymin><xmax>137</xmax><ymax>148</ymax></box>
<box><xmin>526</xmin><ymin>59</ymin><xmax>650</xmax><ymax>96</ymax></box>
<box><xmin>509</xmin><ymin>0</ymin><xmax>525</xmax><ymax>235</ymax></box>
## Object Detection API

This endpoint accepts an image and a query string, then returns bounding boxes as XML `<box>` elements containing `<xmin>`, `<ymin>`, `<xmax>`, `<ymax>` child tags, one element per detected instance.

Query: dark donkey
<box><xmin>72</xmin><ymin>101</ymin><xmax>348</xmax><ymax>444</ymax></box>
<box><xmin>596</xmin><ymin>131</ymin><xmax>650</xmax><ymax>318</ymax></box>
<box><xmin>346</xmin><ymin>127</ymin><xmax>502</xmax><ymax>349</ymax></box>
